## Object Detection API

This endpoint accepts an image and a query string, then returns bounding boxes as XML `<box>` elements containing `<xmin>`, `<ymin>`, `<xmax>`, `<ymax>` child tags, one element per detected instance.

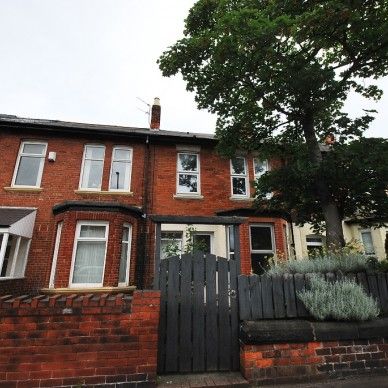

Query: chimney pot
<box><xmin>150</xmin><ymin>97</ymin><xmax>161</xmax><ymax>130</ymax></box>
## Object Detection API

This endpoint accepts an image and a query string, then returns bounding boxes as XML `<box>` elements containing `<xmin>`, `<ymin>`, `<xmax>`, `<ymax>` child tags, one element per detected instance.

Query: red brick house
<box><xmin>0</xmin><ymin>104</ymin><xmax>289</xmax><ymax>295</ymax></box>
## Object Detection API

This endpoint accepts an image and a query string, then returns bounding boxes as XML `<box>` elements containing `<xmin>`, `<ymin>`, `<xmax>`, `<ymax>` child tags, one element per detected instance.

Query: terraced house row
<box><xmin>0</xmin><ymin>100</ymin><xmax>290</xmax><ymax>295</ymax></box>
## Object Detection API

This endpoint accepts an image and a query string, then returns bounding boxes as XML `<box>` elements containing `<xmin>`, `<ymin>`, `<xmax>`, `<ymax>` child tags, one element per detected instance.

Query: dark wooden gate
<box><xmin>157</xmin><ymin>252</ymin><xmax>239</xmax><ymax>374</ymax></box>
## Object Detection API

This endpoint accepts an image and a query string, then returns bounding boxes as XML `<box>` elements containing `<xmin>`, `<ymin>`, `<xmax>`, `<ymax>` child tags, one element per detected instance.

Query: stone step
<box><xmin>157</xmin><ymin>372</ymin><xmax>249</xmax><ymax>387</ymax></box>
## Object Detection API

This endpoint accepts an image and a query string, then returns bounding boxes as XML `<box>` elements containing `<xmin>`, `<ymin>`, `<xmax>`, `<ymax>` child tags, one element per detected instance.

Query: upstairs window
<box><xmin>230</xmin><ymin>157</ymin><xmax>248</xmax><ymax>197</ymax></box>
<box><xmin>13</xmin><ymin>141</ymin><xmax>47</xmax><ymax>187</ymax></box>
<box><xmin>253</xmin><ymin>158</ymin><xmax>269</xmax><ymax>179</ymax></box>
<box><xmin>80</xmin><ymin>145</ymin><xmax>105</xmax><ymax>190</ymax></box>
<box><xmin>177</xmin><ymin>153</ymin><xmax>200</xmax><ymax>194</ymax></box>
<box><xmin>253</xmin><ymin>158</ymin><xmax>272</xmax><ymax>199</ymax></box>
<box><xmin>109</xmin><ymin>147</ymin><xmax>132</xmax><ymax>191</ymax></box>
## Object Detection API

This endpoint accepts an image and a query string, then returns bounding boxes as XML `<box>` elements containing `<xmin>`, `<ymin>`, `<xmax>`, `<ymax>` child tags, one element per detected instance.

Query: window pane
<box><xmin>178</xmin><ymin>174</ymin><xmax>198</xmax><ymax>193</ymax></box>
<box><xmin>231</xmin><ymin>158</ymin><xmax>246</xmax><ymax>175</ymax></box>
<box><xmin>361</xmin><ymin>232</ymin><xmax>375</xmax><ymax>254</ymax></box>
<box><xmin>72</xmin><ymin>241</ymin><xmax>106</xmax><ymax>284</ymax></box>
<box><xmin>80</xmin><ymin>225</ymin><xmax>106</xmax><ymax>238</ymax></box>
<box><xmin>110</xmin><ymin>161</ymin><xmax>130</xmax><ymax>190</ymax></box>
<box><xmin>161</xmin><ymin>232</ymin><xmax>183</xmax><ymax>240</ymax></box>
<box><xmin>178</xmin><ymin>154</ymin><xmax>197</xmax><ymax>172</ymax></box>
<box><xmin>232</xmin><ymin>177</ymin><xmax>247</xmax><ymax>195</ymax></box>
<box><xmin>122</xmin><ymin>227</ymin><xmax>130</xmax><ymax>242</ymax></box>
<box><xmin>161</xmin><ymin>238</ymin><xmax>182</xmax><ymax>260</ymax></box>
<box><xmin>193</xmin><ymin>234</ymin><xmax>211</xmax><ymax>254</ymax></box>
<box><xmin>81</xmin><ymin>159</ymin><xmax>103</xmax><ymax>189</ymax></box>
<box><xmin>119</xmin><ymin>242</ymin><xmax>128</xmax><ymax>283</ymax></box>
<box><xmin>14</xmin><ymin>238</ymin><xmax>29</xmax><ymax>277</ymax></box>
<box><xmin>251</xmin><ymin>226</ymin><xmax>273</xmax><ymax>251</ymax></box>
<box><xmin>114</xmin><ymin>148</ymin><xmax>131</xmax><ymax>160</ymax></box>
<box><xmin>85</xmin><ymin>146</ymin><xmax>104</xmax><ymax>159</ymax></box>
<box><xmin>23</xmin><ymin>143</ymin><xmax>46</xmax><ymax>155</ymax></box>
<box><xmin>15</xmin><ymin>156</ymin><xmax>41</xmax><ymax>186</ymax></box>
<box><xmin>254</xmin><ymin>159</ymin><xmax>268</xmax><ymax>176</ymax></box>
<box><xmin>251</xmin><ymin>253</ymin><xmax>273</xmax><ymax>274</ymax></box>
<box><xmin>228</xmin><ymin>226</ymin><xmax>235</xmax><ymax>252</ymax></box>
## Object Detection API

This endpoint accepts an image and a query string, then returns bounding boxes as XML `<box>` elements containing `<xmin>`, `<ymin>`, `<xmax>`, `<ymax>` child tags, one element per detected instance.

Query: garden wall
<box><xmin>0</xmin><ymin>290</ymin><xmax>160</xmax><ymax>388</ymax></box>
<box><xmin>240</xmin><ymin>319</ymin><xmax>388</xmax><ymax>385</ymax></box>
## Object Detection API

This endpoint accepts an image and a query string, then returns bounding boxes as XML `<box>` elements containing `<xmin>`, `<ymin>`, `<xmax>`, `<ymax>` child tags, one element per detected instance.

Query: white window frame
<box><xmin>79</xmin><ymin>144</ymin><xmax>105</xmax><ymax>191</ymax></box>
<box><xmin>230</xmin><ymin>157</ymin><xmax>249</xmax><ymax>198</ymax></box>
<box><xmin>192</xmin><ymin>232</ymin><xmax>214</xmax><ymax>254</ymax></box>
<box><xmin>160</xmin><ymin>231</ymin><xmax>184</xmax><ymax>260</ymax></box>
<box><xmin>69</xmin><ymin>221</ymin><xmax>109</xmax><ymax>288</ymax></box>
<box><xmin>49</xmin><ymin>222</ymin><xmax>63</xmax><ymax>288</ymax></box>
<box><xmin>0</xmin><ymin>234</ymin><xmax>31</xmax><ymax>279</ymax></box>
<box><xmin>118</xmin><ymin>223</ymin><xmax>132</xmax><ymax>286</ymax></box>
<box><xmin>253</xmin><ymin>158</ymin><xmax>269</xmax><ymax>179</ymax></box>
<box><xmin>12</xmin><ymin>141</ymin><xmax>47</xmax><ymax>188</ymax></box>
<box><xmin>253</xmin><ymin>158</ymin><xmax>273</xmax><ymax>199</ymax></box>
<box><xmin>249</xmin><ymin>224</ymin><xmax>275</xmax><ymax>256</ymax></box>
<box><xmin>360</xmin><ymin>229</ymin><xmax>375</xmax><ymax>255</ymax></box>
<box><xmin>176</xmin><ymin>152</ymin><xmax>201</xmax><ymax>195</ymax></box>
<box><xmin>108</xmin><ymin>146</ymin><xmax>133</xmax><ymax>192</ymax></box>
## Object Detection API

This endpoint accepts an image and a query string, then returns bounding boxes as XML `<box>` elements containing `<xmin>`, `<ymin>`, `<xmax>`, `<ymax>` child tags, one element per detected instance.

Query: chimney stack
<box><xmin>150</xmin><ymin>97</ymin><xmax>161</xmax><ymax>130</ymax></box>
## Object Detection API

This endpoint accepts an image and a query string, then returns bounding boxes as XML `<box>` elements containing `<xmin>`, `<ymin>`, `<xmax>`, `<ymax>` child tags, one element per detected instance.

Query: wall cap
<box><xmin>240</xmin><ymin>318</ymin><xmax>388</xmax><ymax>345</ymax></box>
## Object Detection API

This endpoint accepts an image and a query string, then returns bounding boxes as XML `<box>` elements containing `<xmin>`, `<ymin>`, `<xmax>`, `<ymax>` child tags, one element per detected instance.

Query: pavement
<box><xmin>264</xmin><ymin>374</ymin><xmax>388</xmax><ymax>387</ymax></box>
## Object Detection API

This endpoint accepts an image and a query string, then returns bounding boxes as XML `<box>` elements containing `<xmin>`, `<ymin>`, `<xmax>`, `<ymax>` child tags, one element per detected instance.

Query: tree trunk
<box><xmin>302</xmin><ymin>114</ymin><xmax>345</xmax><ymax>250</ymax></box>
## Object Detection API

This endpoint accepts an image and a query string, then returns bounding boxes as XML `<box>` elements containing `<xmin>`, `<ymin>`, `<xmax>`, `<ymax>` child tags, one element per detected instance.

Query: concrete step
<box><xmin>157</xmin><ymin>372</ymin><xmax>249</xmax><ymax>387</ymax></box>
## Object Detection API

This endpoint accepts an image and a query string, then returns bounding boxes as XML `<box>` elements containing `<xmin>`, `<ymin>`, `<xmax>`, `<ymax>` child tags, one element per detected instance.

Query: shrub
<box><xmin>297</xmin><ymin>276</ymin><xmax>380</xmax><ymax>321</ymax></box>
<box><xmin>267</xmin><ymin>253</ymin><xmax>371</xmax><ymax>275</ymax></box>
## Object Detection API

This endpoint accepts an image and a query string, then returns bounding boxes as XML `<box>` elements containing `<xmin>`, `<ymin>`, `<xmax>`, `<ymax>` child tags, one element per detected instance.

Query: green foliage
<box><xmin>159</xmin><ymin>0</ymin><xmax>388</xmax><ymax>149</ymax></box>
<box><xmin>254</xmin><ymin>138</ymin><xmax>388</xmax><ymax>231</ymax></box>
<box><xmin>159</xmin><ymin>0</ymin><xmax>388</xmax><ymax>249</ymax></box>
<box><xmin>297</xmin><ymin>276</ymin><xmax>380</xmax><ymax>321</ymax></box>
<box><xmin>267</xmin><ymin>252</ymin><xmax>372</xmax><ymax>275</ymax></box>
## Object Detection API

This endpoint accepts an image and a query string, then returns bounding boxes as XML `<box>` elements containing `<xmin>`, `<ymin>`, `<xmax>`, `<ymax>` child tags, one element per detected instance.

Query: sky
<box><xmin>0</xmin><ymin>0</ymin><xmax>386</xmax><ymax>138</ymax></box>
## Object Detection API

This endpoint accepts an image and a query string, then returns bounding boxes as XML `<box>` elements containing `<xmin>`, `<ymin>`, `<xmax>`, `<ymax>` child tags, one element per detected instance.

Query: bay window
<box><xmin>250</xmin><ymin>224</ymin><xmax>275</xmax><ymax>274</ymax></box>
<box><xmin>70</xmin><ymin>222</ymin><xmax>108</xmax><ymax>287</ymax></box>
<box><xmin>118</xmin><ymin>224</ymin><xmax>132</xmax><ymax>285</ymax></box>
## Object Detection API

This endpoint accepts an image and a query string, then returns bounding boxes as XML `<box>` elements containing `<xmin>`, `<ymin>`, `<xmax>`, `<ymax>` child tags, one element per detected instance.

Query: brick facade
<box><xmin>0</xmin><ymin>119</ymin><xmax>288</xmax><ymax>294</ymax></box>
<box><xmin>241</xmin><ymin>339</ymin><xmax>388</xmax><ymax>384</ymax></box>
<box><xmin>0</xmin><ymin>290</ymin><xmax>160</xmax><ymax>388</ymax></box>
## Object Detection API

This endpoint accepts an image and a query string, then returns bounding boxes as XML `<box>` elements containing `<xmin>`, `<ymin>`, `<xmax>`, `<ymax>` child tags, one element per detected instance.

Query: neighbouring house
<box><xmin>292</xmin><ymin>222</ymin><xmax>387</xmax><ymax>260</ymax></box>
<box><xmin>0</xmin><ymin>100</ymin><xmax>289</xmax><ymax>295</ymax></box>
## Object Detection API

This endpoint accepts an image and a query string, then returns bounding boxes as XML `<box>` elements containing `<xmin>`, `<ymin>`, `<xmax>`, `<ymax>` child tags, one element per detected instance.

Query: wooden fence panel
<box><xmin>238</xmin><ymin>271</ymin><xmax>388</xmax><ymax>321</ymax></box>
<box><xmin>283</xmin><ymin>274</ymin><xmax>297</xmax><ymax>318</ymax></box>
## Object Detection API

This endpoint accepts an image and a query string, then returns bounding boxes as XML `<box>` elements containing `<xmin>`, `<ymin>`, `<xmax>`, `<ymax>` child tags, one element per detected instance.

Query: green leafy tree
<box><xmin>255</xmin><ymin>138</ymin><xmax>388</xmax><ymax>232</ymax></box>
<box><xmin>158</xmin><ymin>0</ymin><xmax>388</xmax><ymax>249</ymax></box>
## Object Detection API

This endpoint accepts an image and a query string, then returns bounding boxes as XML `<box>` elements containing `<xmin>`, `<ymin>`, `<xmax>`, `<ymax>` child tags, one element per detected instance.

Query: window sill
<box><xmin>229</xmin><ymin>196</ymin><xmax>254</xmax><ymax>201</ymax></box>
<box><xmin>0</xmin><ymin>277</ymin><xmax>25</xmax><ymax>281</ymax></box>
<box><xmin>173</xmin><ymin>194</ymin><xmax>204</xmax><ymax>200</ymax></box>
<box><xmin>4</xmin><ymin>187</ymin><xmax>42</xmax><ymax>193</ymax></box>
<box><xmin>41</xmin><ymin>285</ymin><xmax>136</xmax><ymax>294</ymax></box>
<box><xmin>74</xmin><ymin>190</ymin><xmax>133</xmax><ymax>196</ymax></box>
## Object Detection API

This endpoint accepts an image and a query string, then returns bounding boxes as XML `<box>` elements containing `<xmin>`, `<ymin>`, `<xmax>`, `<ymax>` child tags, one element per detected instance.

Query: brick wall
<box><xmin>0</xmin><ymin>290</ymin><xmax>160</xmax><ymax>388</ymax></box>
<box><xmin>241</xmin><ymin>339</ymin><xmax>388</xmax><ymax>384</ymax></box>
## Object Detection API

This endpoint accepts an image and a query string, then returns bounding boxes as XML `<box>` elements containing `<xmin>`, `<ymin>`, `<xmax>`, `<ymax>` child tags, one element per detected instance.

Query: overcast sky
<box><xmin>0</xmin><ymin>0</ymin><xmax>386</xmax><ymax>138</ymax></box>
